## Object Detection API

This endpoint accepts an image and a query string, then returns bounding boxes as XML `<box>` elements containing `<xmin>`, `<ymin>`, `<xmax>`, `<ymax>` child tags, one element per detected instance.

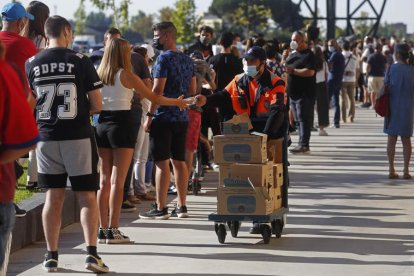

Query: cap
<box><xmin>243</xmin><ymin>46</ymin><xmax>266</xmax><ymax>61</ymax></box>
<box><xmin>1</xmin><ymin>2</ymin><xmax>34</xmax><ymax>21</ymax></box>
<box><xmin>190</xmin><ymin>50</ymin><xmax>203</xmax><ymax>60</ymax></box>
<box><xmin>141</xmin><ymin>44</ymin><xmax>155</xmax><ymax>59</ymax></box>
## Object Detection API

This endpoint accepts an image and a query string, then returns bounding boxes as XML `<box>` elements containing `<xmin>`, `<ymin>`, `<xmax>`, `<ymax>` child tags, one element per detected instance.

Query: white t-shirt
<box><xmin>342</xmin><ymin>51</ymin><xmax>360</xmax><ymax>83</ymax></box>
<box><xmin>361</xmin><ymin>47</ymin><xmax>373</xmax><ymax>74</ymax></box>
<box><xmin>315</xmin><ymin>61</ymin><xmax>328</xmax><ymax>83</ymax></box>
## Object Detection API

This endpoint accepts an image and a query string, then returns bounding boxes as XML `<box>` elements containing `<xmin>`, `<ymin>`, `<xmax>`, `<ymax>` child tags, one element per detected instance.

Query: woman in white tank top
<box><xmin>95</xmin><ymin>38</ymin><xmax>187</xmax><ymax>243</ymax></box>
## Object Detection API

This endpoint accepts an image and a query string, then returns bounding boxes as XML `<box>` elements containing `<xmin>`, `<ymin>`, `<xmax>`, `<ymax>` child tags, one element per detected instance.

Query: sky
<box><xmin>1</xmin><ymin>0</ymin><xmax>414</xmax><ymax>33</ymax></box>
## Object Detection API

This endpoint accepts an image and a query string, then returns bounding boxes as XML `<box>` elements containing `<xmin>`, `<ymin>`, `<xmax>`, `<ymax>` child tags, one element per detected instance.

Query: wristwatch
<box><xmin>146</xmin><ymin>112</ymin><xmax>155</xmax><ymax>117</ymax></box>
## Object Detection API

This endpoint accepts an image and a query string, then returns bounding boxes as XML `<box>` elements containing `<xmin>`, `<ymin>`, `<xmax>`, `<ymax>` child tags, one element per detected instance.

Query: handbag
<box><xmin>375</xmin><ymin>65</ymin><xmax>392</xmax><ymax>118</ymax></box>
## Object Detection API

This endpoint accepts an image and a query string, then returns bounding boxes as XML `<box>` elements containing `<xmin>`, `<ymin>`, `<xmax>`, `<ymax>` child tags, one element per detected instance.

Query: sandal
<box><xmin>403</xmin><ymin>173</ymin><xmax>412</xmax><ymax>180</ymax></box>
<box><xmin>389</xmin><ymin>173</ymin><xmax>399</xmax><ymax>179</ymax></box>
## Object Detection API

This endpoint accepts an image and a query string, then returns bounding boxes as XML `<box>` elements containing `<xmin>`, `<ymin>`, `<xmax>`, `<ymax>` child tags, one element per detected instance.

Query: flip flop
<box><xmin>403</xmin><ymin>173</ymin><xmax>412</xmax><ymax>180</ymax></box>
<box><xmin>389</xmin><ymin>173</ymin><xmax>399</xmax><ymax>179</ymax></box>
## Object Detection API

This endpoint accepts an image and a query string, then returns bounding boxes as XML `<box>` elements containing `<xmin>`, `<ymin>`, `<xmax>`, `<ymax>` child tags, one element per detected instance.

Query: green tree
<box><xmin>265</xmin><ymin>0</ymin><xmax>303</xmax><ymax>31</ymax></box>
<box><xmin>354</xmin><ymin>11</ymin><xmax>373</xmax><ymax>37</ymax></box>
<box><xmin>229</xmin><ymin>0</ymin><xmax>271</xmax><ymax>37</ymax></box>
<box><xmin>159</xmin><ymin>7</ymin><xmax>174</xmax><ymax>22</ymax></box>
<box><xmin>74</xmin><ymin>0</ymin><xmax>86</xmax><ymax>34</ymax></box>
<box><xmin>172</xmin><ymin>0</ymin><xmax>198</xmax><ymax>45</ymax></box>
<box><xmin>89</xmin><ymin>0</ymin><xmax>131</xmax><ymax>32</ymax></box>
<box><xmin>209</xmin><ymin>0</ymin><xmax>303</xmax><ymax>33</ymax></box>
<box><xmin>130</xmin><ymin>11</ymin><xmax>154</xmax><ymax>40</ymax></box>
<box><xmin>85</xmin><ymin>12</ymin><xmax>112</xmax><ymax>33</ymax></box>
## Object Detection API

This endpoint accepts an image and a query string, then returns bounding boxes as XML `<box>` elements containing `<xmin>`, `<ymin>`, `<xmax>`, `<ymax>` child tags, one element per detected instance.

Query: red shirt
<box><xmin>0</xmin><ymin>31</ymin><xmax>36</xmax><ymax>95</ymax></box>
<box><xmin>0</xmin><ymin>59</ymin><xmax>39</xmax><ymax>202</ymax></box>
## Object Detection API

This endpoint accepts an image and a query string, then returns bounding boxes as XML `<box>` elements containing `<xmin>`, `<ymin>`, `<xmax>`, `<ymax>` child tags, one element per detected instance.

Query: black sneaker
<box><xmin>171</xmin><ymin>205</ymin><xmax>189</xmax><ymax>218</ymax></box>
<box><xmin>98</xmin><ymin>227</ymin><xmax>108</xmax><ymax>244</ymax></box>
<box><xmin>85</xmin><ymin>254</ymin><xmax>109</xmax><ymax>273</ymax></box>
<box><xmin>121</xmin><ymin>200</ymin><xmax>137</xmax><ymax>213</ymax></box>
<box><xmin>14</xmin><ymin>204</ymin><xmax>26</xmax><ymax>218</ymax></box>
<box><xmin>26</xmin><ymin>181</ymin><xmax>37</xmax><ymax>190</ymax></box>
<box><xmin>167</xmin><ymin>184</ymin><xmax>177</xmax><ymax>195</ymax></box>
<box><xmin>139</xmin><ymin>203</ymin><xmax>170</xmax><ymax>220</ymax></box>
<box><xmin>43</xmin><ymin>255</ymin><xmax>58</xmax><ymax>272</ymax></box>
<box><xmin>106</xmin><ymin>228</ymin><xmax>131</xmax><ymax>244</ymax></box>
<box><xmin>289</xmin><ymin>145</ymin><xmax>310</xmax><ymax>154</ymax></box>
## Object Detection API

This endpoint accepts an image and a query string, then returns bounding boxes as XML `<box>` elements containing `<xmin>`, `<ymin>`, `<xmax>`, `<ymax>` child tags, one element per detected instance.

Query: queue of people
<box><xmin>1</xmin><ymin>1</ymin><xmax>414</xmax><ymax>274</ymax></box>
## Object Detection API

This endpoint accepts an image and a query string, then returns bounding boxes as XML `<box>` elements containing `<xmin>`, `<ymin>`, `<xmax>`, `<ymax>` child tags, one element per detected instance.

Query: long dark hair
<box><xmin>21</xmin><ymin>1</ymin><xmax>50</xmax><ymax>41</ymax></box>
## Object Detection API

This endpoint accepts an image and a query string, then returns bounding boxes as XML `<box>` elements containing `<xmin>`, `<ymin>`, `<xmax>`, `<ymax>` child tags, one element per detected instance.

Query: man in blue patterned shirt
<box><xmin>140</xmin><ymin>22</ymin><xmax>197</xmax><ymax>219</ymax></box>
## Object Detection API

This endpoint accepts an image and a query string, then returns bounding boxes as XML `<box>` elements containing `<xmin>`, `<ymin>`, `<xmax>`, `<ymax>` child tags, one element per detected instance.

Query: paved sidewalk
<box><xmin>8</xmin><ymin>107</ymin><xmax>414</xmax><ymax>276</ymax></box>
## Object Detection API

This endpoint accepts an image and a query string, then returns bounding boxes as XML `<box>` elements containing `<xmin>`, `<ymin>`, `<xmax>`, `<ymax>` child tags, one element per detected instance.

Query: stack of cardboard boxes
<box><xmin>213</xmin><ymin>114</ymin><xmax>284</xmax><ymax>215</ymax></box>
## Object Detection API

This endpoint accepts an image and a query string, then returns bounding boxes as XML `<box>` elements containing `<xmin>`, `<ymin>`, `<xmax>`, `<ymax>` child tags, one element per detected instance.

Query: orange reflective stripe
<box><xmin>227</xmin><ymin>76</ymin><xmax>250</xmax><ymax>115</ymax></box>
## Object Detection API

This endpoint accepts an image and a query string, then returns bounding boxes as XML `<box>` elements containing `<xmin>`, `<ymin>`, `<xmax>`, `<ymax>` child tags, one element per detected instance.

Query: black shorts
<box><xmin>149</xmin><ymin>121</ymin><xmax>188</xmax><ymax>162</ymax></box>
<box><xmin>95</xmin><ymin>110</ymin><xmax>138</xmax><ymax>149</ymax></box>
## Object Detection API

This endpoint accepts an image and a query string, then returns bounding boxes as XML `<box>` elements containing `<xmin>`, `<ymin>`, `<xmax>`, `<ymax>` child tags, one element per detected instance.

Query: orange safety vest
<box><xmin>225</xmin><ymin>70</ymin><xmax>286</xmax><ymax>117</ymax></box>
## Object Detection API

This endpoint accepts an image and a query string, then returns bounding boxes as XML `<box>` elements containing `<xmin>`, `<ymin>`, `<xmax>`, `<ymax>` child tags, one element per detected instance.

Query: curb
<box><xmin>11</xmin><ymin>190</ymin><xmax>80</xmax><ymax>253</ymax></box>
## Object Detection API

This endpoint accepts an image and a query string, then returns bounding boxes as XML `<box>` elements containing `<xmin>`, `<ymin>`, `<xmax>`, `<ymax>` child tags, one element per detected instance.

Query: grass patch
<box><xmin>14</xmin><ymin>160</ymin><xmax>36</xmax><ymax>204</ymax></box>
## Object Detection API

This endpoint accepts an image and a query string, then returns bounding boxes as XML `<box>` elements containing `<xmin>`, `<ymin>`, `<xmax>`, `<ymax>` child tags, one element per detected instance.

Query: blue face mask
<box><xmin>244</xmin><ymin>65</ymin><xmax>259</xmax><ymax>77</ymax></box>
<box><xmin>328</xmin><ymin>46</ymin><xmax>335</xmax><ymax>53</ymax></box>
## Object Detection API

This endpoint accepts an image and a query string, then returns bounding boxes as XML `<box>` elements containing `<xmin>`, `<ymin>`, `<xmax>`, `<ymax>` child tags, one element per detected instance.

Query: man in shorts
<box><xmin>140</xmin><ymin>22</ymin><xmax>198</xmax><ymax>219</ymax></box>
<box><xmin>367</xmin><ymin>44</ymin><xmax>387</xmax><ymax>110</ymax></box>
<box><xmin>25</xmin><ymin>16</ymin><xmax>108</xmax><ymax>273</ymax></box>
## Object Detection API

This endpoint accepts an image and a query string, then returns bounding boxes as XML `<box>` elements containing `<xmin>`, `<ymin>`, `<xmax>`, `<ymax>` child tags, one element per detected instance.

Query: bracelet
<box><xmin>146</xmin><ymin>112</ymin><xmax>155</xmax><ymax>117</ymax></box>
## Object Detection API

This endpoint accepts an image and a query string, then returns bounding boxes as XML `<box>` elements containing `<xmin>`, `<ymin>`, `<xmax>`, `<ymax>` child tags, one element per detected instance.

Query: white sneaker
<box><xmin>319</xmin><ymin>129</ymin><xmax>328</xmax><ymax>136</ymax></box>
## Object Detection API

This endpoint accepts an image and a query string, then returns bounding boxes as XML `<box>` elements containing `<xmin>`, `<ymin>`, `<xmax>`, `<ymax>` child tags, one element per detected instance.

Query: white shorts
<box><xmin>368</xmin><ymin>76</ymin><xmax>384</xmax><ymax>93</ymax></box>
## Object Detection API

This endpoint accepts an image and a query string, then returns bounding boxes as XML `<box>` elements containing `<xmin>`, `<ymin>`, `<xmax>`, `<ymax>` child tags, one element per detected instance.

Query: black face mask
<box><xmin>153</xmin><ymin>37</ymin><xmax>164</xmax><ymax>51</ymax></box>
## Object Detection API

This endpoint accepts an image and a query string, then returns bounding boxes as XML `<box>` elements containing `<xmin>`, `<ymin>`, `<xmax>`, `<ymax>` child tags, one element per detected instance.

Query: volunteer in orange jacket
<box><xmin>205</xmin><ymin>46</ymin><xmax>287</xmax><ymax>234</ymax></box>
<box><xmin>206</xmin><ymin>46</ymin><xmax>287</xmax><ymax>142</ymax></box>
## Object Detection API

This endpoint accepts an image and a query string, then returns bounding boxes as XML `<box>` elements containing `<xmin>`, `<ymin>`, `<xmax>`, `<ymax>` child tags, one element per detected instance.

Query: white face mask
<box><xmin>243</xmin><ymin>64</ymin><xmax>259</xmax><ymax>78</ymax></box>
<box><xmin>290</xmin><ymin>40</ymin><xmax>298</xmax><ymax>51</ymax></box>
<box><xmin>328</xmin><ymin>46</ymin><xmax>335</xmax><ymax>53</ymax></box>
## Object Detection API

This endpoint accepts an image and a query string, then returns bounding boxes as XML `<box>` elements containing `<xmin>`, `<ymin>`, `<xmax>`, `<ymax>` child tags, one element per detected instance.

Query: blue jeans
<box><xmin>290</xmin><ymin>96</ymin><xmax>315</xmax><ymax>147</ymax></box>
<box><xmin>328</xmin><ymin>81</ymin><xmax>342</xmax><ymax>126</ymax></box>
<box><xmin>0</xmin><ymin>202</ymin><xmax>15</xmax><ymax>270</ymax></box>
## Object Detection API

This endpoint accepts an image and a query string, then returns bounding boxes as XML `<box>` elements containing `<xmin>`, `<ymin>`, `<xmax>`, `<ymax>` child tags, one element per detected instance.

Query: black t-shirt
<box><xmin>209</xmin><ymin>53</ymin><xmax>243</xmax><ymax>90</ymax></box>
<box><xmin>130</xmin><ymin>52</ymin><xmax>151</xmax><ymax>110</ymax></box>
<box><xmin>188</xmin><ymin>40</ymin><xmax>214</xmax><ymax>62</ymax></box>
<box><xmin>285</xmin><ymin>48</ymin><xmax>316</xmax><ymax>100</ymax></box>
<box><xmin>368</xmin><ymin>52</ymin><xmax>387</xmax><ymax>77</ymax></box>
<box><xmin>26</xmin><ymin>48</ymin><xmax>103</xmax><ymax>141</ymax></box>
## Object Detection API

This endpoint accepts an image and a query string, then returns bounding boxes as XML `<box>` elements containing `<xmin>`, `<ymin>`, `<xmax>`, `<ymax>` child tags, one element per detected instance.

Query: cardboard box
<box><xmin>213</xmin><ymin>132</ymin><xmax>267</xmax><ymax>164</ymax></box>
<box><xmin>273</xmin><ymin>185</ymin><xmax>283</xmax><ymax>211</ymax></box>
<box><xmin>229</xmin><ymin>163</ymin><xmax>273</xmax><ymax>188</ymax></box>
<box><xmin>218</xmin><ymin>164</ymin><xmax>232</xmax><ymax>188</ymax></box>
<box><xmin>217</xmin><ymin>186</ymin><xmax>274</xmax><ymax>215</ymax></box>
<box><xmin>273</xmin><ymin>163</ymin><xmax>284</xmax><ymax>188</ymax></box>
<box><xmin>222</xmin><ymin>113</ymin><xmax>253</xmax><ymax>136</ymax></box>
<box><xmin>267</xmin><ymin>138</ymin><xmax>283</xmax><ymax>164</ymax></box>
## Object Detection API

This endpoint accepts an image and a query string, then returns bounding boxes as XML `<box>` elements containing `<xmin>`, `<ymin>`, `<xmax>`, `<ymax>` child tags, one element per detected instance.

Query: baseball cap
<box><xmin>243</xmin><ymin>46</ymin><xmax>266</xmax><ymax>61</ymax></box>
<box><xmin>1</xmin><ymin>2</ymin><xmax>34</xmax><ymax>21</ymax></box>
<box><xmin>189</xmin><ymin>50</ymin><xmax>203</xmax><ymax>60</ymax></box>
